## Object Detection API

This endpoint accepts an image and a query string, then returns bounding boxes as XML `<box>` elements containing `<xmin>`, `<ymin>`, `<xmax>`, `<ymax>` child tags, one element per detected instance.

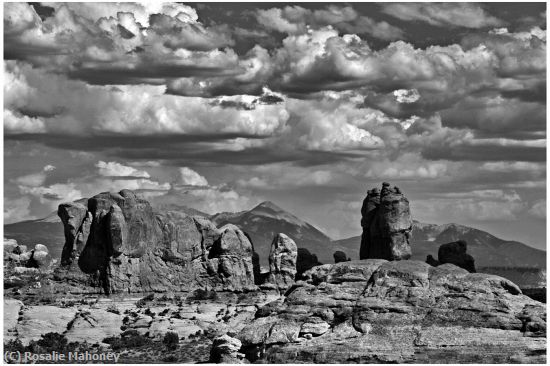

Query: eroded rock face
<box><xmin>438</xmin><ymin>240</ymin><xmax>476</xmax><ymax>273</ymax></box>
<box><xmin>57</xmin><ymin>190</ymin><xmax>256</xmax><ymax>294</ymax></box>
<box><xmin>360</xmin><ymin>182</ymin><xmax>412</xmax><ymax>261</ymax></box>
<box><xmin>58</xmin><ymin>202</ymin><xmax>88</xmax><ymax>266</ymax></box>
<box><xmin>263</xmin><ymin>233</ymin><xmax>297</xmax><ymax>290</ymax></box>
<box><xmin>237</xmin><ymin>259</ymin><xmax>546</xmax><ymax>363</ymax></box>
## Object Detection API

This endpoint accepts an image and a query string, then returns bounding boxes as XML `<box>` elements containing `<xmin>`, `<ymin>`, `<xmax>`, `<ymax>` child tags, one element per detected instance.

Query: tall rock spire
<box><xmin>360</xmin><ymin>182</ymin><xmax>412</xmax><ymax>260</ymax></box>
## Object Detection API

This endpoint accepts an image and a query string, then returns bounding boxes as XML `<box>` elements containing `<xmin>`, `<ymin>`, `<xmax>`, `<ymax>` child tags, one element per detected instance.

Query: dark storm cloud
<box><xmin>422</xmin><ymin>143</ymin><xmax>546</xmax><ymax>163</ymax></box>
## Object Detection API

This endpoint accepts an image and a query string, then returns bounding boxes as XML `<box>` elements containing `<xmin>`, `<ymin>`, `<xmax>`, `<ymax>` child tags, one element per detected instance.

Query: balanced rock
<box><xmin>264</xmin><ymin>233</ymin><xmax>297</xmax><ymax>290</ymax></box>
<box><xmin>333</xmin><ymin>251</ymin><xmax>349</xmax><ymax>263</ymax></box>
<box><xmin>438</xmin><ymin>240</ymin><xmax>476</xmax><ymax>272</ymax></box>
<box><xmin>360</xmin><ymin>182</ymin><xmax>412</xmax><ymax>261</ymax></box>
<box><xmin>210</xmin><ymin>334</ymin><xmax>245</xmax><ymax>363</ymax></box>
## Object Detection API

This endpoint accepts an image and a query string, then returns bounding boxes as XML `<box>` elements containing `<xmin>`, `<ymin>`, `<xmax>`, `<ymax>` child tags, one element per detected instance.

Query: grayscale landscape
<box><xmin>3</xmin><ymin>2</ymin><xmax>547</xmax><ymax>364</ymax></box>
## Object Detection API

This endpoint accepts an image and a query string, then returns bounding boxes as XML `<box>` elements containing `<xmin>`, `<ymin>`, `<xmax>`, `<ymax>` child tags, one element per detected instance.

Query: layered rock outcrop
<box><xmin>360</xmin><ymin>182</ymin><xmax>412</xmax><ymax>261</ymax></box>
<box><xmin>263</xmin><ymin>233</ymin><xmax>298</xmax><ymax>290</ymax></box>
<box><xmin>236</xmin><ymin>260</ymin><xmax>546</xmax><ymax>363</ymax></box>
<box><xmin>57</xmin><ymin>190</ymin><xmax>256</xmax><ymax>294</ymax></box>
<box><xmin>438</xmin><ymin>240</ymin><xmax>476</xmax><ymax>272</ymax></box>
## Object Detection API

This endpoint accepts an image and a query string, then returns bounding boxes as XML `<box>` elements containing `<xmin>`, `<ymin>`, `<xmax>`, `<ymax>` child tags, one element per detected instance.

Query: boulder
<box><xmin>333</xmin><ymin>251</ymin><xmax>349</xmax><ymax>263</ymax></box>
<box><xmin>296</xmin><ymin>248</ymin><xmax>322</xmax><ymax>278</ymax></box>
<box><xmin>438</xmin><ymin>240</ymin><xmax>476</xmax><ymax>272</ymax></box>
<box><xmin>360</xmin><ymin>182</ymin><xmax>412</xmax><ymax>261</ymax></box>
<box><xmin>264</xmin><ymin>233</ymin><xmax>297</xmax><ymax>290</ymax></box>
<box><xmin>29</xmin><ymin>244</ymin><xmax>52</xmax><ymax>268</ymax></box>
<box><xmin>58</xmin><ymin>202</ymin><xmax>88</xmax><ymax>265</ymax></box>
<box><xmin>210</xmin><ymin>334</ymin><xmax>246</xmax><ymax>363</ymax></box>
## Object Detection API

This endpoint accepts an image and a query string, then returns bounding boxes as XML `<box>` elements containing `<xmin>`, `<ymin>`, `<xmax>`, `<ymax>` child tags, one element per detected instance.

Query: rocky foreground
<box><xmin>234</xmin><ymin>260</ymin><xmax>545</xmax><ymax>363</ymax></box>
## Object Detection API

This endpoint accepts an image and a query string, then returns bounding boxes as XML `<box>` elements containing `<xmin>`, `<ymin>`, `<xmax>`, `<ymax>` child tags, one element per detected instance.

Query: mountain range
<box><xmin>4</xmin><ymin>199</ymin><xmax>545</xmax><ymax>269</ymax></box>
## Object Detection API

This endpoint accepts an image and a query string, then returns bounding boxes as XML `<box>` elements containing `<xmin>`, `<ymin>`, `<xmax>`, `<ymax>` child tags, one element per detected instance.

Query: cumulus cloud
<box><xmin>14</xmin><ymin>165</ymin><xmax>56</xmax><ymax>187</ymax></box>
<box><xmin>256</xmin><ymin>5</ymin><xmax>403</xmax><ymax>40</ymax></box>
<box><xmin>382</xmin><ymin>3</ymin><xmax>504</xmax><ymax>28</ymax></box>
<box><xmin>178</xmin><ymin>167</ymin><xmax>209</xmax><ymax>186</ymax></box>
<box><xmin>96</xmin><ymin>161</ymin><xmax>150</xmax><ymax>178</ymax></box>
<box><xmin>393</xmin><ymin>89</ymin><xmax>420</xmax><ymax>104</ymax></box>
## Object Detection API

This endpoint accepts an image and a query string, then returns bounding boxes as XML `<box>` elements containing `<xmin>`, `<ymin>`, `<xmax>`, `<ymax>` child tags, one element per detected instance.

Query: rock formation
<box><xmin>210</xmin><ymin>335</ymin><xmax>246</xmax><ymax>363</ymax></box>
<box><xmin>425</xmin><ymin>254</ymin><xmax>440</xmax><ymax>267</ymax></box>
<box><xmin>58</xmin><ymin>202</ymin><xmax>90</xmax><ymax>266</ymax></box>
<box><xmin>4</xmin><ymin>241</ymin><xmax>51</xmax><ymax>270</ymax></box>
<box><xmin>438</xmin><ymin>240</ymin><xmax>476</xmax><ymax>272</ymax></box>
<box><xmin>263</xmin><ymin>233</ymin><xmax>298</xmax><ymax>290</ymax></box>
<box><xmin>56</xmin><ymin>190</ymin><xmax>257</xmax><ymax>294</ymax></box>
<box><xmin>333</xmin><ymin>251</ymin><xmax>349</xmax><ymax>263</ymax></box>
<box><xmin>296</xmin><ymin>248</ymin><xmax>322</xmax><ymax>278</ymax></box>
<box><xmin>236</xmin><ymin>260</ymin><xmax>546</xmax><ymax>363</ymax></box>
<box><xmin>360</xmin><ymin>182</ymin><xmax>412</xmax><ymax>261</ymax></box>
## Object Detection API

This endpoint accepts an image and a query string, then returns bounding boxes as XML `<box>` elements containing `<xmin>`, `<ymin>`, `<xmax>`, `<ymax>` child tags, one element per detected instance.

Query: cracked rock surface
<box><xmin>236</xmin><ymin>259</ymin><xmax>546</xmax><ymax>363</ymax></box>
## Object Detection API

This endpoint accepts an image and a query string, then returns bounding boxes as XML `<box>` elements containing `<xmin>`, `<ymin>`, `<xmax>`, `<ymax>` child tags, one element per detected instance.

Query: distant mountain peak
<box><xmin>252</xmin><ymin>201</ymin><xmax>284</xmax><ymax>212</ymax></box>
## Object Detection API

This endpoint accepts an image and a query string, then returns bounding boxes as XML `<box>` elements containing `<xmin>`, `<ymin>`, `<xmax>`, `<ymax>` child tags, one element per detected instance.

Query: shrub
<box><xmin>37</xmin><ymin>332</ymin><xmax>68</xmax><ymax>351</ymax></box>
<box><xmin>163</xmin><ymin>332</ymin><xmax>179</xmax><ymax>350</ymax></box>
<box><xmin>103</xmin><ymin>330</ymin><xmax>148</xmax><ymax>351</ymax></box>
<box><xmin>189</xmin><ymin>288</ymin><xmax>218</xmax><ymax>301</ymax></box>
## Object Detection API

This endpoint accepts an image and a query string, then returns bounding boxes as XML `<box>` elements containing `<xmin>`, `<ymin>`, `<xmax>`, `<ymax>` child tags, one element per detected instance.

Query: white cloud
<box><xmin>382</xmin><ymin>3</ymin><xmax>503</xmax><ymax>28</ymax></box>
<box><xmin>393</xmin><ymin>89</ymin><xmax>420</xmax><ymax>104</ymax></box>
<box><xmin>528</xmin><ymin>199</ymin><xmax>545</xmax><ymax>219</ymax></box>
<box><xmin>96</xmin><ymin>161</ymin><xmax>150</xmax><ymax>178</ymax></box>
<box><xmin>256</xmin><ymin>5</ymin><xmax>403</xmax><ymax>40</ymax></box>
<box><xmin>14</xmin><ymin>165</ymin><xmax>56</xmax><ymax>187</ymax></box>
<box><xmin>178</xmin><ymin>167</ymin><xmax>209</xmax><ymax>186</ymax></box>
<box><xmin>4</xmin><ymin>196</ymin><xmax>33</xmax><ymax>223</ymax></box>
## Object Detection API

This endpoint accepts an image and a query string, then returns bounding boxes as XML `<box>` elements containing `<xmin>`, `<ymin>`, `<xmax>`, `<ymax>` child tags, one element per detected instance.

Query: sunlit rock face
<box><xmin>360</xmin><ymin>182</ymin><xmax>413</xmax><ymax>261</ymax></box>
<box><xmin>262</xmin><ymin>233</ymin><xmax>298</xmax><ymax>291</ymax></box>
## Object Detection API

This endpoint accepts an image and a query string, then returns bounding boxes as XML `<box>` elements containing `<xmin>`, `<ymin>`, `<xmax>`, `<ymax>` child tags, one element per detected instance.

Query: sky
<box><xmin>3</xmin><ymin>2</ymin><xmax>547</xmax><ymax>249</ymax></box>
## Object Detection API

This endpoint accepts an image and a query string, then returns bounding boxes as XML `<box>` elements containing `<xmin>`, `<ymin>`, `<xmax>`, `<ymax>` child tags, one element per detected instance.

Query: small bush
<box><xmin>189</xmin><ymin>288</ymin><xmax>218</xmax><ymax>301</ymax></box>
<box><xmin>103</xmin><ymin>330</ymin><xmax>148</xmax><ymax>350</ymax></box>
<box><xmin>163</xmin><ymin>332</ymin><xmax>179</xmax><ymax>350</ymax></box>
